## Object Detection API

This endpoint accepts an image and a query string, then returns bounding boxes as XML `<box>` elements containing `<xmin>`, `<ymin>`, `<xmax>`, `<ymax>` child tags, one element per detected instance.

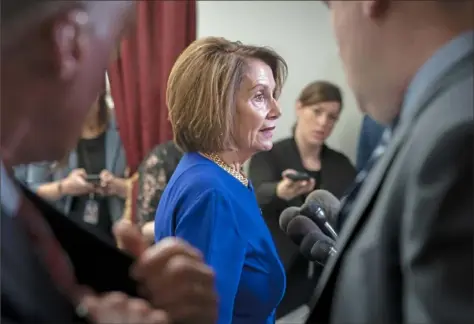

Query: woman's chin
<box><xmin>255</xmin><ymin>141</ymin><xmax>273</xmax><ymax>152</ymax></box>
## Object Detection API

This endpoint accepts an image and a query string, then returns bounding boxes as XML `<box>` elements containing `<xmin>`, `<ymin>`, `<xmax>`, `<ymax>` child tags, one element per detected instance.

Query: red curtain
<box><xmin>108</xmin><ymin>0</ymin><xmax>196</xmax><ymax>222</ymax></box>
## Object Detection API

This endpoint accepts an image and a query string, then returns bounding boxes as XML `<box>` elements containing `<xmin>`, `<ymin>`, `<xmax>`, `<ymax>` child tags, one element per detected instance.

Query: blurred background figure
<box><xmin>12</xmin><ymin>164</ymin><xmax>28</xmax><ymax>185</ymax></box>
<box><xmin>155</xmin><ymin>37</ymin><xmax>288</xmax><ymax>324</ymax></box>
<box><xmin>356</xmin><ymin>114</ymin><xmax>385</xmax><ymax>171</ymax></box>
<box><xmin>136</xmin><ymin>140</ymin><xmax>183</xmax><ymax>244</ymax></box>
<box><xmin>26</xmin><ymin>93</ymin><xmax>128</xmax><ymax>243</ymax></box>
<box><xmin>249</xmin><ymin>80</ymin><xmax>355</xmax><ymax>318</ymax></box>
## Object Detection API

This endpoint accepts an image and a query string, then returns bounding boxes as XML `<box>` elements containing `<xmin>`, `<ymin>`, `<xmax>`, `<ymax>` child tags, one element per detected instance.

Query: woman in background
<box><xmin>27</xmin><ymin>93</ymin><xmax>128</xmax><ymax>243</ymax></box>
<box><xmin>136</xmin><ymin>140</ymin><xmax>182</xmax><ymax>244</ymax></box>
<box><xmin>154</xmin><ymin>37</ymin><xmax>288</xmax><ymax>324</ymax></box>
<box><xmin>249</xmin><ymin>80</ymin><xmax>356</xmax><ymax>318</ymax></box>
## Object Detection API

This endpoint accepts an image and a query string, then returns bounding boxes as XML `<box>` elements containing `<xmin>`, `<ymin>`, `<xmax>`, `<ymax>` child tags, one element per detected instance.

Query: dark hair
<box><xmin>97</xmin><ymin>92</ymin><xmax>109</xmax><ymax>128</ymax></box>
<box><xmin>167</xmin><ymin>36</ymin><xmax>288</xmax><ymax>153</ymax></box>
<box><xmin>297</xmin><ymin>80</ymin><xmax>343</xmax><ymax>109</ymax></box>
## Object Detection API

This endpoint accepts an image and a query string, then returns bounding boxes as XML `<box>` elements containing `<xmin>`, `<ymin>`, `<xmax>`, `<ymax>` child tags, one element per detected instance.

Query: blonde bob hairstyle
<box><xmin>167</xmin><ymin>37</ymin><xmax>288</xmax><ymax>153</ymax></box>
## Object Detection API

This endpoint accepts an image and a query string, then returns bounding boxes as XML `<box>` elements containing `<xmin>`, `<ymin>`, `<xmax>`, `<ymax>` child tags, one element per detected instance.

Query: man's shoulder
<box><xmin>412</xmin><ymin>73</ymin><xmax>472</xmax><ymax>150</ymax></box>
<box><xmin>388</xmin><ymin>73</ymin><xmax>472</xmax><ymax>188</ymax></box>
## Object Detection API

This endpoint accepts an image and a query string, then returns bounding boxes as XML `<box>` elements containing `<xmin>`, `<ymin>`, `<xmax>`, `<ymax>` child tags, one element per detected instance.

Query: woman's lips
<box><xmin>313</xmin><ymin>130</ymin><xmax>325</xmax><ymax>139</ymax></box>
<box><xmin>260</xmin><ymin>126</ymin><xmax>275</xmax><ymax>139</ymax></box>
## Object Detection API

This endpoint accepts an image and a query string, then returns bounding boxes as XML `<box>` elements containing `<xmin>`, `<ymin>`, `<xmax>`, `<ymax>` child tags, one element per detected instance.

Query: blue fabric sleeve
<box><xmin>175</xmin><ymin>189</ymin><xmax>246</xmax><ymax>324</ymax></box>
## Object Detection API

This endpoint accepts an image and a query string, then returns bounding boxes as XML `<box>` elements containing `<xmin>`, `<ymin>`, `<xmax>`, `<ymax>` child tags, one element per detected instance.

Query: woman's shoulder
<box><xmin>174</xmin><ymin>164</ymin><xmax>232</xmax><ymax>196</ymax></box>
<box><xmin>323</xmin><ymin>145</ymin><xmax>352</xmax><ymax>163</ymax></box>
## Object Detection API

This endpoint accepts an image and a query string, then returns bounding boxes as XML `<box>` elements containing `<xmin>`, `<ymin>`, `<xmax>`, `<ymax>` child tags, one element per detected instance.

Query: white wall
<box><xmin>197</xmin><ymin>1</ymin><xmax>363</xmax><ymax>163</ymax></box>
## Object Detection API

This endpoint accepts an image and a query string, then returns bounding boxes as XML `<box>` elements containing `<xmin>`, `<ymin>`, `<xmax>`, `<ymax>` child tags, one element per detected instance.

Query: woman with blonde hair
<box><xmin>154</xmin><ymin>37</ymin><xmax>288</xmax><ymax>323</ymax></box>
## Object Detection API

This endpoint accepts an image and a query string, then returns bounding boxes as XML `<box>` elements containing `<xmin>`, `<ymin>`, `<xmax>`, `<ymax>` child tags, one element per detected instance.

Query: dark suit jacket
<box><xmin>306</xmin><ymin>35</ymin><xmax>473</xmax><ymax>323</ymax></box>
<box><xmin>1</xmin><ymin>184</ymin><xmax>137</xmax><ymax>323</ymax></box>
<box><xmin>249</xmin><ymin>138</ymin><xmax>356</xmax><ymax>270</ymax></box>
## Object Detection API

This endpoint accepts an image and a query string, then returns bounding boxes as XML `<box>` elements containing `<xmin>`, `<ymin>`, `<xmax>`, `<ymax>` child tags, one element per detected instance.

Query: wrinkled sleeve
<box><xmin>136</xmin><ymin>152</ymin><xmax>168</xmax><ymax>225</ymax></box>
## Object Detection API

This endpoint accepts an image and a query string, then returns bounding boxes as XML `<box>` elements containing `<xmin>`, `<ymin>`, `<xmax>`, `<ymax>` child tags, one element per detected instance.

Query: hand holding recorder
<box><xmin>276</xmin><ymin>169</ymin><xmax>315</xmax><ymax>201</ymax></box>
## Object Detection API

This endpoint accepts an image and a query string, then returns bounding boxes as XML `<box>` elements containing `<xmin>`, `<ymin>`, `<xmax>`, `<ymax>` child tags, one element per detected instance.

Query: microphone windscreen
<box><xmin>305</xmin><ymin>190</ymin><xmax>341</xmax><ymax>226</ymax></box>
<box><xmin>286</xmin><ymin>215</ymin><xmax>320</xmax><ymax>246</ymax></box>
<box><xmin>300</xmin><ymin>231</ymin><xmax>335</xmax><ymax>262</ymax></box>
<box><xmin>279</xmin><ymin>206</ymin><xmax>301</xmax><ymax>232</ymax></box>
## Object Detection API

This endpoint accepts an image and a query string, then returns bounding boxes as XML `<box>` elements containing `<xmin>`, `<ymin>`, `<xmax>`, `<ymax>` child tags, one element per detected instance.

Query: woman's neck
<box><xmin>218</xmin><ymin>151</ymin><xmax>246</xmax><ymax>171</ymax></box>
<box><xmin>294</xmin><ymin>125</ymin><xmax>322</xmax><ymax>161</ymax></box>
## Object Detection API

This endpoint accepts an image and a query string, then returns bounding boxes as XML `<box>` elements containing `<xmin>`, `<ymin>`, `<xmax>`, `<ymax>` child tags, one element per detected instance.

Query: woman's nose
<box><xmin>267</xmin><ymin>99</ymin><xmax>281</xmax><ymax>120</ymax></box>
<box><xmin>316</xmin><ymin>114</ymin><xmax>329</xmax><ymax>127</ymax></box>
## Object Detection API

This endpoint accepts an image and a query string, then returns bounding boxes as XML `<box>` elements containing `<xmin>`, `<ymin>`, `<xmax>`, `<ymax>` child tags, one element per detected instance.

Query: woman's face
<box><xmin>296</xmin><ymin>101</ymin><xmax>341</xmax><ymax>146</ymax></box>
<box><xmin>233</xmin><ymin>59</ymin><xmax>281</xmax><ymax>155</ymax></box>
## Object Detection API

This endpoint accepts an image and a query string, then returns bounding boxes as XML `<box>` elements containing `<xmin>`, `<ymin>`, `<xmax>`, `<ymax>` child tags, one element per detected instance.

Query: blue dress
<box><xmin>154</xmin><ymin>152</ymin><xmax>286</xmax><ymax>324</ymax></box>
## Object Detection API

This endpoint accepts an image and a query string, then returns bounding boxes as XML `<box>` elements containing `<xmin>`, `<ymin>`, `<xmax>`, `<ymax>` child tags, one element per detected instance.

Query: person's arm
<box><xmin>175</xmin><ymin>189</ymin><xmax>246</xmax><ymax>324</ymax></box>
<box><xmin>136</xmin><ymin>150</ymin><xmax>171</xmax><ymax>242</ymax></box>
<box><xmin>402</xmin><ymin>125</ymin><xmax>473</xmax><ymax>323</ymax></box>
<box><xmin>26</xmin><ymin>162</ymin><xmax>64</xmax><ymax>201</ymax></box>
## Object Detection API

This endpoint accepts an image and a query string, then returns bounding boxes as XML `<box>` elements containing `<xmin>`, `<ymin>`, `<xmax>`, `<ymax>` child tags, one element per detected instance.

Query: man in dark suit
<box><xmin>307</xmin><ymin>1</ymin><xmax>473</xmax><ymax>323</ymax></box>
<box><xmin>1</xmin><ymin>1</ymin><xmax>217</xmax><ymax>323</ymax></box>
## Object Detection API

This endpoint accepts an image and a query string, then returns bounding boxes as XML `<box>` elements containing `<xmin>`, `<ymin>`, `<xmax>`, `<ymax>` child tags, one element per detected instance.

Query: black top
<box><xmin>69</xmin><ymin>131</ymin><xmax>113</xmax><ymax>242</ymax></box>
<box><xmin>248</xmin><ymin>137</ymin><xmax>356</xmax><ymax>317</ymax></box>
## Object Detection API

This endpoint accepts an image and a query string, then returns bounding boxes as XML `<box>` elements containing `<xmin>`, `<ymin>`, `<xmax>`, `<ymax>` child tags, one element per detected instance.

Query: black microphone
<box><xmin>300</xmin><ymin>190</ymin><xmax>340</xmax><ymax>240</ymax></box>
<box><xmin>306</xmin><ymin>190</ymin><xmax>341</xmax><ymax>226</ymax></box>
<box><xmin>278</xmin><ymin>206</ymin><xmax>301</xmax><ymax>233</ymax></box>
<box><xmin>300</xmin><ymin>231</ymin><xmax>337</xmax><ymax>266</ymax></box>
<box><xmin>286</xmin><ymin>215</ymin><xmax>322</xmax><ymax>246</ymax></box>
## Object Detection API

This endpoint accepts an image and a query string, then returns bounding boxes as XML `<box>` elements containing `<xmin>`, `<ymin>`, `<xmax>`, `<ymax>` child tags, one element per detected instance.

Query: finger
<box><xmin>101</xmin><ymin>292</ymin><xmax>128</xmax><ymax>308</ymax></box>
<box><xmin>164</xmin><ymin>287</ymin><xmax>217</xmax><ymax>324</ymax></box>
<box><xmin>76</xmin><ymin>291</ymin><xmax>99</xmax><ymax>320</ymax></box>
<box><xmin>146</xmin><ymin>310</ymin><xmax>170</xmax><ymax>324</ymax></box>
<box><xmin>99</xmin><ymin>169</ymin><xmax>108</xmax><ymax>178</ymax></box>
<box><xmin>101</xmin><ymin>170</ymin><xmax>114</xmax><ymax>182</ymax></box>
<box><xmin>281</xmin><ymin>169</ymin><xmax>297</xmax><ymax>178</ymax></box>
<box><xmin>132</xmin><ymin>237</ymin><xmax>203</xmax><ymax>280</ymax></box>
<box><xmin>298</xmin><ymin>180</ymin><xmax>308</xmax><ymax>187</ymax></box>
<box><xmin>113</xmin><ymin>220</ymin><xmax>147</xmax><ymax>258</ymax></box>
<box><xmin>100</xmin><ymin>179</ymin><xmax>109</xmax><ymax>189</ymax></box>
<box><xmin>100</xmin><ymin>292</ymin><xmax>129</xmax><ymax>324</ymax></box>
<box><xmin>146</xmin><ymin>256</ymin><xmax>215</xmax><ymax>308</ymax></box>
<box><xmin>308</xmin><ymin>178</ymin><xmax>316</xmax><ymax>191</ymax></box>
<box><xmin>127</xmin><ymin>298</ymin><xmax>152</xmax><ymax>324</ymax></box>
<box><xmin>76</xmin><ymin>168</ymin><xmax>88</xmax><ymax>178</ymax></box>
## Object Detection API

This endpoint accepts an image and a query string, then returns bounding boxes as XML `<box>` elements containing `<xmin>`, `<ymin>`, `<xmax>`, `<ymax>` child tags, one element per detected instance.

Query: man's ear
<box><xmin>362</xmin><ymin>0</ymin><xmax>391</xmax><ymax>19</ymax></box>
<box><xmin>52</xmin><ymin>10</ymin><xmax>89</xmax><ymax>80</ymax></box>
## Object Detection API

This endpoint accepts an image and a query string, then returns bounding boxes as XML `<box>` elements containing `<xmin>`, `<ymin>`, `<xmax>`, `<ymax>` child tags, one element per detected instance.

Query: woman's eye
<box><xmin>255</xmin><ymin>94</ymin><xmax>265</xmax><ymax>102</ymax></box>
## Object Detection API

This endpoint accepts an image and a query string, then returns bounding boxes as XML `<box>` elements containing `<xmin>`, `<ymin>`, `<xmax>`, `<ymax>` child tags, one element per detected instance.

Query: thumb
<box><xmin>113</xmin><ymin>220</ymin><xmax>147</xmax><ymax>258</ymax></box>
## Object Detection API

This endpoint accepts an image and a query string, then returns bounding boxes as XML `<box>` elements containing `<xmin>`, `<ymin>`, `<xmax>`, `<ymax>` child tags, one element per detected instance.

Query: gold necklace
<box><xmin>202</xmin><ymin>152</ymin><xmax>249</xmax><ymax>187</ymax></box>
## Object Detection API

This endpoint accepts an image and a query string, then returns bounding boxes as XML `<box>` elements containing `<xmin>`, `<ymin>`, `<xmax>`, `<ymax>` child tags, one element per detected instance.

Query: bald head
<box><xmin>0</xmin><ymin>0</ymin><xmax>134</xmax><ymax>166</ymax></box>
